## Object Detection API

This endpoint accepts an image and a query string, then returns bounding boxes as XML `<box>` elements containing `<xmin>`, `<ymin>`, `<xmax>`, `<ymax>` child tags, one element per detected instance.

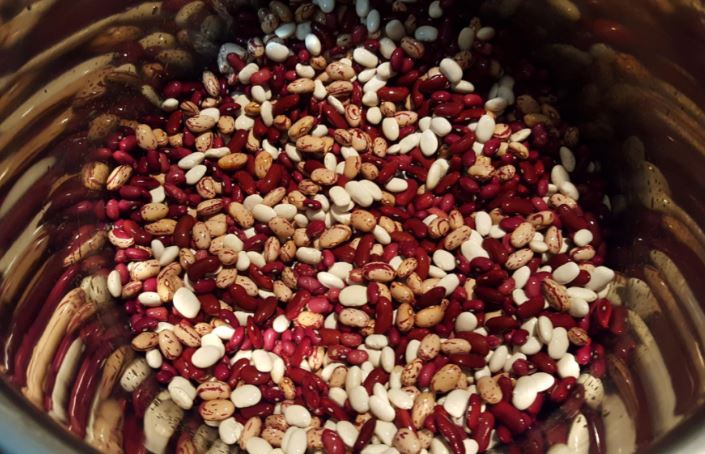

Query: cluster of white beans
<box><xmin>90</xmin><ymin>0</ymin><xmax>617</xmax><ymax>453</ymax></box>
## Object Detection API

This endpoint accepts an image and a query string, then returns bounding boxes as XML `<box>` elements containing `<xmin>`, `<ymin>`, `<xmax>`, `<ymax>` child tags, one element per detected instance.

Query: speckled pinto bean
<box><xmin>33</xmin><ymin>2</ymin><xmax>626</xmax><ymax>453</ymax></box>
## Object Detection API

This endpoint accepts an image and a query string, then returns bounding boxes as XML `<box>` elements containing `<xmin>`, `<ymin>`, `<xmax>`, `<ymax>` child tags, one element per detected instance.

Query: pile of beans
<box><xmin>33</xmin><ymin>0</ymin><xmax>628</xmax><ymax>453</ymax></box>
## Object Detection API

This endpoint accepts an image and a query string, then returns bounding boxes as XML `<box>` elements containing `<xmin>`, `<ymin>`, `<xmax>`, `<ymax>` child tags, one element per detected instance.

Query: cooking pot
<box><xmin>1</xmin><ymin>0</ymin><xmax>705</xmax><ymax>452</ymax></box>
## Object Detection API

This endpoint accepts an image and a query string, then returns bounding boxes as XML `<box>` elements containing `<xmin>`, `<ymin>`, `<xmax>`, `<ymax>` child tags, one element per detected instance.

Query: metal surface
<box><xmin>0</xmin><ymin>380</ymin><xmax>97</xmax><ymax>453</ymax></box>
<box><xmin>0</xmin><ymin>0</ymin><xmax>705</xmax><ymax>452</ymax></box>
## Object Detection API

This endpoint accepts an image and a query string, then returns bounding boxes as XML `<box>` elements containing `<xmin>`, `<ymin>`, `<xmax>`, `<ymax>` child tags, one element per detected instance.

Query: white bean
<box><xmin>173</xmin><ymin>287</ymin><xmax>201</xmax><ymax>319</ymax></box>
<box><xmin>440</xmin><ymin>58</ymin><xmax>463</xmax><ymax>84</ymax></box>
<box><xmin>231</xmin><ymin>384</ymin><xmax>261</xmax><ymax>408</ymax></box>
<box><xmin>265</xmin><ymin>42</ymin><xmax>290</xmax><ymax>62</ymax></box>
<box><xmin>339</xmin><ymin>285</ymin><xmax>369</xmax><ymax>306</ymax></box>
<box><xmin>284</xmin><ymin>404</ymin><xmax>312</xmax><ymax>428</ymax></box>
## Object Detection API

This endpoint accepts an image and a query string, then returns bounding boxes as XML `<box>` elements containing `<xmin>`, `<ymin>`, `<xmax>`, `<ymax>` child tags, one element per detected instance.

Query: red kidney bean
<box><xmin>376</xmin><ymin>159</ymin><xmax>399</xmax><ymax>184</ymax></box>
<box><xmin>213</xmin><ymin>361</ymin><xmax>231</xmax><ymax>381</ymax></box>
<box><xmin>354</xmin><ymin>234</ymin><xmax>375</xmax><ymax>267</ymax></box>
<box><xmin>240</xmin><ymin>365</ymin><xmax>269</xmax><ymax>385</ymax></box>
<box><xmin>390</xmin><ymin>408</ymin><xmax>412</xmax><ymax>431</ymax></box>
<box><xmin>187</xmin><ymin>256</ymin><xmax>220</xmax><ymax>281</ymax></box>
<box><xmin>489</xmin><ymin>401</ymin><xmax>530</xmax><ymax>434</ymax></box>
<box><xmin>433</xmin><ymin>173</ymin><xmax>461</xmax><ymax>195</ymax></box>
<box><xmin>395</xmin><ymin>178</ymin><xmax>420</xmax><ymax>206</ymax></box>
<box><xmin>477</xmin><ymin>269</ymin><xmax>506</xmax><ymax>286</ymax></box>
<box><xmin>232</xmin><ymin>170</ymin><xmax>255</xmax><ymax>195</ymax></box>
<box><xmin>318</xmin><ymin>396</ymin><xmax>348</xmax><ymax>421</ymax></box>
<box><xmin>447</xmin><ymin>353</ymin><xmax>486</xmax><ymax>369</ymax></box>
<box><xmin>435</xmin><ymin>408</ymin><xmax>466</xmax><ymax>454</ymax></box>
<box><xmin>473</xmin><ymin>411</ymin><xmax>495</xmax><ymax>452</ymax></box>
<box><xmin>423</xmin><ymin>411</ymin><xmax>437</xmax><ymax>433</ymax></box>
<box><xmin>226</xmin><ymin>53</ymin><xmax>246</xmax><ymax>71</ymax></box>
<box><xmin>516</xmin><ymin>296</ymin><xmax>544</xmax><ymax>319</ymax></box>
<box><xmin>261</xmin><ymin>386</ymin><xmax>285</xmax><ymax>403</ymax></box>
<box><xmin>500</xmin><ymin>197</ymin><xmax>535</xmax><ymax>216</ymax></box>
<box><xmin>396</xmin><ymin>69</ymin><xmax>421</xmax><ymax>86</ymax></box>
<box><xmin>196</xmin><ymin>293</ymin><xmax>220</xmax><ymax>317</ymax></box>
<box><xmin>322</xmin><ymin>429</ymin><xmax>346</xmax><ymax>454</ymax></box>
<box><xmin>298</xmin><ymin>275</ymin><xmax>325</xmax><ymax>293</ymax></box>
<box><xmin>526</xmin><ymin>392</ymin><xmax>545</xmax><ymax>415</ymax></box>
<box><xmin>227</xmin><ymin>284</ymin><xmax>259</xmax><ymax>312</ymax></box>
<box><xmin>219</xmin><ymin>310</ymin><xmax>239</xmax><ymax>328</ymax></box>
<box><xmin>419</xmin><ymin>74</ymin><xmax>450</xmax><ymax>93</ymax></box>
<box><xmin>173</xmin><ymin>215</ymin><xmax>195</xmax><ymax>247</ymax></box>
<box><xmin>243</xmin><ymin>233</ymin><xmax>266</xmax><ymax>252</ymax></box>
<box><xmin>319</xmin><ymin>328</ymin><xmax>341</xmax><ymax>345</ymax></box>
<box><xmin>415</xmin><ymin>247</ymin><xmax>430</xmax><ymax>279</ymax></box>
<box><xmin>250</xmin><ymin>68</ymin><xmax>272</xmax><ymax>85</ymax></box>
<box><xmin>366</xmin><ymin>282</ymin><xmax>380</xmax><ymax>305</ymax></box>
<box><xmin>389</xmin><ymin>48</ymin><xmax>407</xmax><ymax>72</ymax></box>
<box><xmin>434</xmin><ymin>102</ymin><xmax>465</xmax><ymax>118</ymax></box>
<box><xmin>374</xmin><ymin>297</ymin><xmax>393</xmax><ymax>335</ymax></box>
<box><xmin>485</xmin><ymin>316</ymin><xmax>520</xmax><ymax>333</ymax></box>
<box><xmin>272</xmin><ymin>94</ymin><xmax>300</xmax><ymax>115</ymax></box>
<box><xmin>431</xmin><ymin>91</ymin><xmax>452</xmax><ymax>103</ymax></box>
<box><xmin>530</xmin><ymin>352</ymin><xmax>558</xmax><ymax>374</ymax></box>
<box><xmin>258</xmin><ymin>164</ymin><xmax>284</xmax><ymax>193</ymax></box>
<box><xmin>191</xmin><ymin>278</ymin><xmax>215</xmax><ymax>294</ymax></box>
<box><xmin>321</xmin><ymin>103</ymin><xmax>348</xmax><ymax>129</ymax></box>
<box><xmin>227</xmin><ymin>358</ymin><xmax>249</xmax><ymax>388</ymax></box>
<box><xmin>474</xmin><ymin>286</ymin><xmax>505</xmax><ymax>305</ymax></box>
<box><xmin>549</xmin><ymin>377</ymin><xmax>577</xmax><ymax>403</ymax></box>
<box><xmin>465</xmin><ymin>394</ymin><xmax>482</xmax><ymax>431</ymax></box>
<box><xmin>496</xmin><ymin>425</ymin><xmax>513</xmax><ymax>444</ymax></box>
<box><xmin>416</xmin><ymin>287</ymin><xmax>445</xmax><ymax>309</ymax></box>
<box><xmin>575</xmin><ymin>344</ymin><xmax>592</xmax><ymax>365</ymax></box>
<box><xmin>543</xmin><ymin>312</ymin><xmax>577</xmax><ymax>329</ymax></box>
<box><xmin>482</xmin><ymin>238</ymin><xmax>508</xmax><ymax>265</ymax></box>
<box><xmin>247</xmin><ymin>320</ymin><xmax>264</xmax><ymax>350</ymax></box>
<box><xmin>378</xmin><ymin>86</ymin><xmax>409</xmax><ymax>102</ymax></box>
<box><xmin>362</xmin><ymin>368</ymin><xmax>389</xmax><ymax>395</ymax></box>
<box><xmin>226</xmin><ymin>130</ymin><xmax>248</xmax><ymax>154</ymax></box>
<box><xmin>249</xmin><ymin>265</ymin><xmax>274</xmax><ymax>290</ymax></box>
<box><xmin>240</xmin><ymin>402</ymin><xmax>274</xmax><ymax>419</ymax></box>
<box><xmin>253</xmin><ymin>297</ymin><xmax>277</xmax><ymax>324</ymax></box>
<box><xmin>592</xmin><ymin>298</ymin><xmax>613</xmax><ymax>329</ymax></box>
<box><xmin>352</xmin><ymin>417</ymin><xmax>376</xmax><ymax>454</ymax></box>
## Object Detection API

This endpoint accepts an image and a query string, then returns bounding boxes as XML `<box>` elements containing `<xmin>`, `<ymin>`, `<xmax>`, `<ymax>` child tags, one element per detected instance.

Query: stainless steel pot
<box><xmin>1</xmin><ymin>0</ymin><xmax>705</xmax><ymax>452</ymax></box>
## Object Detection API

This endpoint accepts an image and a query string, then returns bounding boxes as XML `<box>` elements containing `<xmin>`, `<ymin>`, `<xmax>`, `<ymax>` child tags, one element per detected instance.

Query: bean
<box><xmin>322</xmin><ymin>429</ymin><xmax>346</xmax><ymax>454</ymax></box>
<box><xmin>352</xmin><ymin>417</ymin><xmax>376</xmax><ymax>454</ymax></box>
<box><xmin>174</xmin><ymin>215</ymin><xmax>195</xmax><ymax>248</ymax></box>
<box><xmin>489</xmin><ymin>401</ymin><xmax>530</xmax><ymax>434</ymax></box>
